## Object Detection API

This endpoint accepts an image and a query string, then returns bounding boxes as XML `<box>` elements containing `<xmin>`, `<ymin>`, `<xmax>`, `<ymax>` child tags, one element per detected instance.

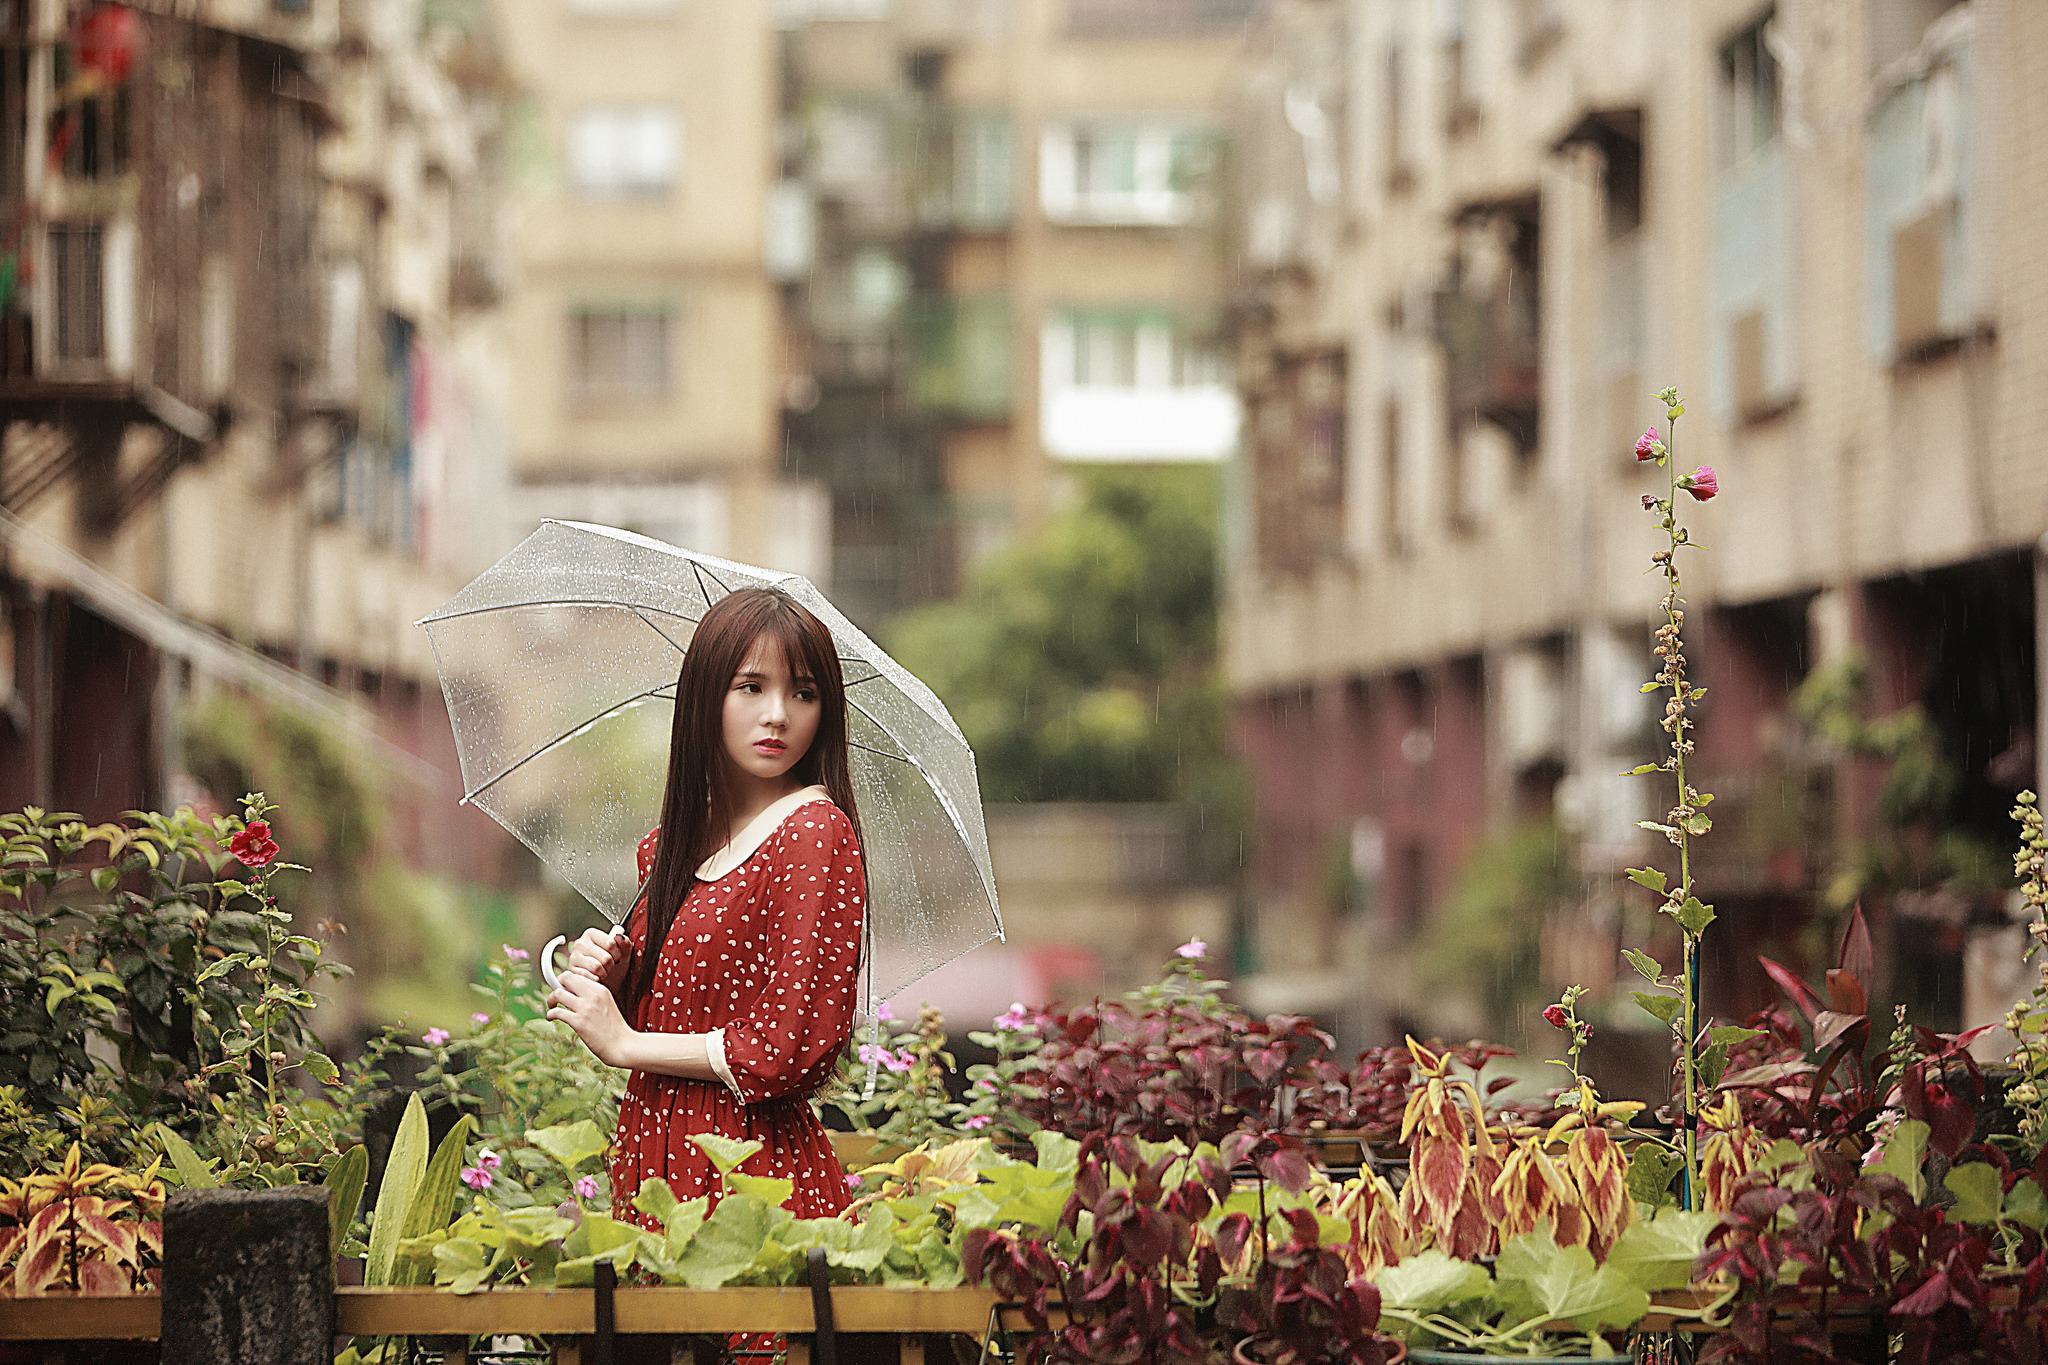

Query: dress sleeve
<box><xmin>719</xmin><ymin>804</ymin><xmax>865</xmax><ymax>1104</ymax></box>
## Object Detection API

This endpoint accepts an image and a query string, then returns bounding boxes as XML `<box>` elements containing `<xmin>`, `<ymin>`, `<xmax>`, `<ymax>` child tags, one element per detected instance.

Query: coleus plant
<box><xmin>1700</xmin><ymin>1122</ymin><xmax>2048</xmax><ymax>1364</ymax></box>
<box><xmin>0</xmin><ymin>1143</ymin><xmax>166</xmax><ymax>1293</ymax></box>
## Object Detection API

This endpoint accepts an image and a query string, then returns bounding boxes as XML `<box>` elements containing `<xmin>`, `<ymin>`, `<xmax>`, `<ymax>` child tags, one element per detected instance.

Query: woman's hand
<box><xmin>546</xmin><ymin>968</ymin><xmax>638</xmax><ymax>1069</ymax></box>
<box><xmin>565</xmin><ymin>927</ymin><xmax>631</xmax><ymax>990</ymax></box>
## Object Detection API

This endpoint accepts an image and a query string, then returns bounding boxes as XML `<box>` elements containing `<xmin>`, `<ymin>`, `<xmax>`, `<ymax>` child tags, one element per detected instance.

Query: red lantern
<box><xmin>76</xmin><ymin>4</ymin><xmax>140</xmax><ymax>86</ymax></box>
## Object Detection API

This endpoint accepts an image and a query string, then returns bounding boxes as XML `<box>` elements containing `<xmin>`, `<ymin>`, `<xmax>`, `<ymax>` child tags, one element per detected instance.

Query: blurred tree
<box><xmin>890</xmin><ymin>468</ymin><xmax>1234</xmax><ymax>808</ymax></box>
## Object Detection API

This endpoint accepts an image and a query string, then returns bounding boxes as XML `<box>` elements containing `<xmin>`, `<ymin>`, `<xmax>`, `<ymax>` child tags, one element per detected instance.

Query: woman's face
<box><xmin>721</xmin><ymin>636</ymin><xmax>822</xmax><ymax>788</ymax></box>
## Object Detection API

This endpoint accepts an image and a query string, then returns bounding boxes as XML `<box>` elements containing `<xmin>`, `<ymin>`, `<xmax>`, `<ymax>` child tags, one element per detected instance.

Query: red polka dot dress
<box><xmin>609</xmin><ymin>790</ymin><xmax>863</xmax><ymax>1227</ymax></box>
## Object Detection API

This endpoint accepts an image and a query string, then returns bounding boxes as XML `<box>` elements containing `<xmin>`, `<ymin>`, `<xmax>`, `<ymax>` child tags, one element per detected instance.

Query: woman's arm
<box><xmin>544</xmin><ymin>970</ymin><xmax>721</xmax><ymax>1081</ymax></box>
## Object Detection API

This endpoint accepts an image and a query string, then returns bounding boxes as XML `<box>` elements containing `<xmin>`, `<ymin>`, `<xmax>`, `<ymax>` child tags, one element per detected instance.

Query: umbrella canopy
<box><xmin>418</xmin><ymin>520</ymin><xmax>1002</xmax><ymax>1005</ymax></box>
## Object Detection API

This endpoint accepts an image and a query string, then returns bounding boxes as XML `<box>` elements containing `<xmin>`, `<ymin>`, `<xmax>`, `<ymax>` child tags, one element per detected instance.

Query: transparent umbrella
<box><xmin>417</xmin><ymin>520</ymin><xmax>1003</xmax><ymax>1014</ymax></box>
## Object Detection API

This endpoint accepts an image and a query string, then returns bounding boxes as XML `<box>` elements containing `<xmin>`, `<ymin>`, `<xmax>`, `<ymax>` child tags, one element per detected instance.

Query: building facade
<box><xmin>1222</xmin><ymin>0</ymin><xmax>2047</xmax><ymax>1058</ymax></box>
<box><xmin>491</xmin><ymin>0</ymin><xmax>827</xmax><ymax>580</ymax></box>
<box><xmin>0</xmin><ymin>0</ymin><xmax>514</xmax><ymax>892</ymax></box>
<box><xmin>777</xmin><ymin>0</ymin><xmax>1252</xmax><ymax>625</ymax></box>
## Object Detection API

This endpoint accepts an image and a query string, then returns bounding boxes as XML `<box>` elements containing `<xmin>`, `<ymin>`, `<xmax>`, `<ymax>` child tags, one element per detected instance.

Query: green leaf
<box><xmin>1623</xmin><ymin>764</ymin><xmax>1662</xmax><ymax>777</ymax></box>
<box><xmin>324</xmin><ymin>1144</ymin><xmax>370</xmax><ymax>1263</ymax></box>
<box><xmin>1707</xmin><ymin>1026</ymin><xmax>1764</xmax><ymax>1047</ymax></box>
<box><xmin>1672</xmin><ymin>896</ymin><xmax>1716</xmax><ymax>936</ymax></box>
<box><xmin>1031</xmin><ymin>1130</ymin><xmax>1081</xmax><ymax>1174</ymax></box>
<box><xmin>1625</xmin><ymin>868</ymin><xmax>1668</xmax><ymax>896</ymax></box>
<box><xmin>527</xmin><ymin>1119</ymin><xmax>610</xmax><ymax>1172</ymax></box>
<box><xmin>727</xmin><ymin>1172</ymin><xmax>796</xmax><ymax>1208</ymax></box>
<box><xmin>195</xmin><ymin>953</ymin><xmax>250</xmax><ymax>984</ymax></box>
<box><xmin>1623</xmin><ymin>948</ymin><xmax>1663</xmax><ymax>983</ymax></box>
<box><xmin>1701</xmin><ymin>1043</ymin><xmax>1731</xmax><ymax>1089</ymax></box>
<box><xmin>1375</xmin><ymin>1250</ymin><xmax>1492</xmax><ymax>1313</ymax></box>
<box><xmin>686</xmin><ymin>1132</ymin><xmax>764</xmax><ymax>1178</ymax></box>
<box><xmin>1640</xmin><ymin>682</ymin><xmax>1662</xmax><ymax>694</ymax></box>
<box><xmin>300</xmin><ymin>1050</ymin><xmax>340</xmax><ymax>1086</ymax></box>
<box><xmin>1682</xmin><ymin>813</ymin><xmax>1713</xmax><ymax>836</ymax></box>
<box><xmin>367</xmin><ymin>1093</ymin><xmax>430</xmax><ymax>1287</ymax></box>
<box><xmin>633</xmin><ymin>1177</ymin><xmax>681</xmax><ymax>1227</ymax></box>
<box><xmin>1632</xmin><ymin>992</ymin><xmax>1682</xmax><ymax>1028</ymax></box>
<box><xmin>563</xmin><ymin>1212</ymin><xmax>644</xmax><ymax>1263</ymax></box>
<box><xmin>1495</xmin><ymin>1230</ymin><xmax>1650</xmax><ymax>1331</ymax></box>
<box><xmin>392</xmin><ymin>1115</ymin><xmax>476</xmax><ymax>1287</ymax></box>
<box><xmin>154</xmin><ymin>1125</ymin><xmax>219</xmax><ymax>1190</ymax></box>
<box><xmin>429</xmin><ymin>1237</ymin><xmax>492</xmax><ymax>1293</ymax></box>
<box><xmin>1944</xmin><ymin>1162</ymin><xmax>2004</xmax><ymax>1225</ymax></box>
<box><xmin>1625</xmin><ymin>1146</ymin><xmax>1684</xmax><ymax>1208</ymax></box>
<box><xmin>1873</xmin><ymin>1119</ymin><xmax>1930</xmax><ymax>1203</ymax></box>
<box><xmin>2005</xmin><ymin>1177</ymin><xmax>2047</xmax><ymax>1231</ymax></box>
<box><xmin>669</xmin><ymin>1193</ymin><xmax>783</xmax><ymax>1288</ymax></box>
<box><xmin>91</xmin><ymin>866</ymin><xmax>118</xmax><ymax>892</ymax></box>
<box><xmin>1637</xmin><ymin>821</ymin><xmax>1677</xmax><ymax>838</ymax></box>
<box><xmin>1608</xmin><ymin>1210</ymin><xmax>1717</xmax><ymax>1292</ymax></box>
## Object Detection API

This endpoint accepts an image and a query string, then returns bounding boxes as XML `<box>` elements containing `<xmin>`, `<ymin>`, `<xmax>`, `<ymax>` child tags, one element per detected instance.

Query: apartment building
<box><xmin>0</xmin><ymin>0</ymin><xmax>513</xmax><ymax>890</ymax></box>
<box><xmin>491</xmin><ymin>0</ymin><xmax>826</xmax><ymax>579</ymax></box>
<box><xmin>1222</xmin><ymin>0</ymin><xmax>2046</xmax><ymax>1057</ymax></box>
<box><xmin>778</xmin><ymin>0</ymin><xmax>1252</xmax><ymax>624</ymax></box>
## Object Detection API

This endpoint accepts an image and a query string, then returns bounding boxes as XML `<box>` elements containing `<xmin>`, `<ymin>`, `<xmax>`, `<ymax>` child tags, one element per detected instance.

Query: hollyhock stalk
<box><xmin>1624</xmin><ymin>387</ymin><xmax>1719</xmax><ymax>1212</ymax></box>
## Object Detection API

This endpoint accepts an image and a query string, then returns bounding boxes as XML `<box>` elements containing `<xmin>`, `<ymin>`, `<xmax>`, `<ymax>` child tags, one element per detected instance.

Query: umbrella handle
<box><xmin>539</xmin><ymin>935</ymin><xmax>568</xmax><ymax>991</ymax></box>
<box><xmin>538</xmin><ymin>927</ymin><xmax>628</xmax><ymax>991</ymax></box>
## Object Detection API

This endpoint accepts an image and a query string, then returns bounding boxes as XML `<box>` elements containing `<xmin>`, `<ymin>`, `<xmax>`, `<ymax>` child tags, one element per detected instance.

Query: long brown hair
<box><xmin>624</xmin><ymin>587</ymin><xmax>863</xmax><ymax>1015</ymax></box>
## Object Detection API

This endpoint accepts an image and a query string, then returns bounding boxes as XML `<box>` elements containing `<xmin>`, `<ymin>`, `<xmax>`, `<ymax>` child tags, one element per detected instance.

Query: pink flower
<box><xmin>423</xmin><ymin>1027</ymin><xmax>451</xmax><ymax>1047</ymax></box>
<box><xmin>1543</xmin><ymin>1004</ymin><xmax>1571</xmax><ymax>1031</ymax></box>
<box><xmin>477</xmin><ymin>1150</ymin><xmax>503</xmax><ymax>1172</ymax></box>
<box><xmin>875</xmin><ymin>1001</ymin><xmax>895</xmax><ymax>1022</ymax></box>
<box><xmin>858</xmin><ymin>1043</ymin><xmax>913</xmax><ymax>1074</ymax></box>
<box><xmin>228</xmin><ymin>821</ymin><xmax>280</xmax><ymax>869</ymax></box>
<box><xmin>503</xmin><ymin>945</ymin><xmax>530</xmax><ymax>962</ymax></box>
<box><xmin>994</xmin><ymin>1003</ymin><xmax>1030</xmax><ymax>1031</ymax></box>
<box><xmin>1641</xmin><ymin>495</ymin><xmax>1660</xmax><ymax>512</ymax></box>
<box><xmin>1635</xmin><ymin>429</ymin><xmax>1664</xmax><ymax>462</ymax></box>
<box><xmin>845</xmin><ymin>1173</ymin><xmax>864</xmax><ymax>1189</ymax></box>
<box><xmin>1175</xmin><ymin>938</ymin><xmax>1206</xmax><ymax>960</ymax></box>
<box><xmin>574</xmin><ymin>1175</ymin><xmax>600</xmax><ymax>1200</ymax></box>
<box><xmin>471</xmin><ymin>1012</ymin><xmax>491</xmax><ymax>1028</ymax></box>
<box><xmin>1682</xmin><ymin>466</ymin><xmax>1718</xmax><ymax>500</ymax></box>
<box><xmin>963</xmin><ymin>1114</ymin><xmax>991</xmax><ymax>1130</ymax></box>
<box><xmin>460</xmin><ymin>1165</ymin><xmax>493</xmax><ymax>1191</ymax></box>
<box><xmin>976</xmin><ymin>1077</ymin><xmax>997</xmax><ymax>1093</ymax></box>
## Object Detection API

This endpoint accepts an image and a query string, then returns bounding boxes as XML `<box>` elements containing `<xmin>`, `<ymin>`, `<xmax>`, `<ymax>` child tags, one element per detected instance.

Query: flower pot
<box><xmin>1234</xmin><ymin>1333</ymin><xmax>1408</xmax><ymax>1365</ymax></box>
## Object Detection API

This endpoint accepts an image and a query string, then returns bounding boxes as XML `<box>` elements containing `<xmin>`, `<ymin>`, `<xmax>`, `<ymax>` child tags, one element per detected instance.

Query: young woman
<box><xmin>544</xmin><ymin>587</ymin><xmax>865</xmax><ymax>1224</ymax></box>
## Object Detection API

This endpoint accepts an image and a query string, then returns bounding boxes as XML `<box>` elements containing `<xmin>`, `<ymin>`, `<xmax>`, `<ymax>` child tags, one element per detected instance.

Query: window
<box><xmin>1040</xmin><ymin>123</ymin><xmax>1210</xmax><ymax>225</ymax></box>
<box><xmin>566</xmin><ymin>308</ymin><xmax>672</xmax><ymax>407</ymax></box>
<box><xmin>1717</xmin><ymin>15</ymin><xmax>1781</xmax><ymax>169</ymax></box>
<box><xmin>1039</xmin><ymin>308</ymin><xmax>1237</xmax><ymax>461</ymax></box>
<box><xmin>1062</xmin><ymin>310</ymin><xmax>1222</xmax><ymax>390</ymax></box>
<box><xmin>953</xmin><ymin>113</ymin><xmax>1012</xmax><ymax>227</ymax></box>
<box><xmin>567</xmin><ymin>107</ymin><xmax>680</xmax><ymax>197</ymax></box>
<box><xmin>49</xmin><ymin>224</ymin><xmax>103</xmax><ymax>362</ymax></box>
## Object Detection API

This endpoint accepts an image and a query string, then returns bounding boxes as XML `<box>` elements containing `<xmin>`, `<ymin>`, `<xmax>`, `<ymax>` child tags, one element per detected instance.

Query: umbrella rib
<box><xmin>847</xmin><ymin>690</ymin><xmax>1002</xmax><ymax>927</ymax></box>
<box><xmin>849</xmin><ymin>738</ymin><xmax>914</xmax><ymax>763</ymax></box>
<box><xmin>632</xmin><ymin>607</ymin><xmax>690</xmax><ymax>656</ymax></box>
<box><xmin>423</xmin><ymin>599</ymin><xmax>704</xmax><ymax>626</ymax></box>
<box><xmin>691</xmin><ymin>561</ymin><xmax>730</xmax><ymax>604</ymax></box>
<box><xmin>462</xmin><ymin>683</ymin><xmax>673</xmax><ymax>804</ymax></box>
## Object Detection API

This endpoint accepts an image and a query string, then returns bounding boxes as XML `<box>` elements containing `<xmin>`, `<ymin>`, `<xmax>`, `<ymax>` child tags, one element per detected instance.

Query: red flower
<box><xmin>1682</xmin><ymin>466</ymin><xmax>1718</xmax><ymax>501</ymax></box>
<box><xmin>228</xmin><ymin>821</ymin><xmax>280</xmax><ymax>869</ymax></box>
<box><xmin>1543</xmin><ymin>1004</ymin><xmax>1571</xmax><ymax>1030</ymax></box>
<box><xmin>1634</xmin><ymin>429</ymin><xmax>1663</xmax><ymax>462</ymax></box>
